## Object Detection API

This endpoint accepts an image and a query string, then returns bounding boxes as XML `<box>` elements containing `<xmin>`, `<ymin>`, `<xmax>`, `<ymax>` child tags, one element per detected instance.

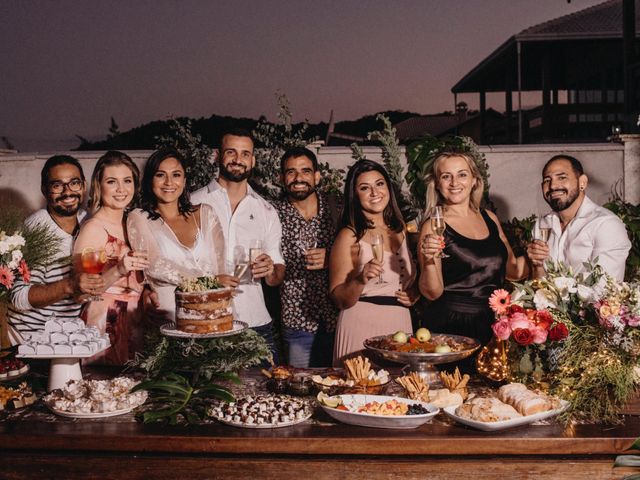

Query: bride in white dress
<box><xmin>127</xmin><ymin>147</ymin><xmax>227</xmax><ymax>324</ymax></box>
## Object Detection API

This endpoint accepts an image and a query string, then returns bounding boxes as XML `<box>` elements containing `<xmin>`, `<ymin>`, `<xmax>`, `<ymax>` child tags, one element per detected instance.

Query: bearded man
<box><xmin>273</xmin><ymin>147</ymin><xmax>338</xmax><ymax>367</ymax></box>
<box><xmin>527</xmin><ymin>155</ymin><xmax>631</xmax><ymax>280</ymax></box>
<box><xmin>8</xmin><ymin>155</ymin><xmax>102</xmax><ymax>343</ymax></box>
<box><xmin>191</xmin><ymin>128</ymin><xmax>284</xmax><ymax>363</ymax></box>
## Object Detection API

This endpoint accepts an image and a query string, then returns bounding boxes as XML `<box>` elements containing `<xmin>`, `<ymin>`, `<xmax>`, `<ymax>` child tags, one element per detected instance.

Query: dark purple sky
<box><xmin>1</xmin><ymin>0</ymin><xmax>605</xmax><ymax>151</ymax></box>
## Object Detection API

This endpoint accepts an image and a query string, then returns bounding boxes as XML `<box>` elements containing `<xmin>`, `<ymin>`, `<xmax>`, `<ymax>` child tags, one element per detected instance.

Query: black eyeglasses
<box><xmin>48</xmin><ymin>178</ymin><xmax>84</xmax><ymax>194</ymax></box>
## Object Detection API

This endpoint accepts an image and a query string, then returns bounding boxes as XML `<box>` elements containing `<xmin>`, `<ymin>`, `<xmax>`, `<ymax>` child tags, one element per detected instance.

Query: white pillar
<box><xmin>621</xmin><ymin>134</ymin><xmax>640</xmax><ymax>204</ymax></box>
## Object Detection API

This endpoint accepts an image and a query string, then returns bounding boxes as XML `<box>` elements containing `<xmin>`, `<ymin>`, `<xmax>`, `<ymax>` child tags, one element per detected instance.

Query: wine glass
<box><xmin>430</xmin><ymin>206</ymin><xmax>449</xmax><ymax>258</ymax></box>
<box><xmin>537</xmin><ymin>215</ymin><xmax>552</xmax><ymax>243</ymax></box>
<box><xmin>299</xmin><ymin>229</ymin><xmax>317</xmax><ymax>269</ymax></box>
<box><xmin>370</xmin><ymin>233</ymin><xmax>385</xmax><ymax>284</ymax></box>
<box><xmin>233</xmin><ymin>246</ymin><xmax>249</xmax><ymax>280</ymax></box>
<box><xmin>80</xmin><ymin>247</ymin><xmax>107</xmax><ymax>301</ymax></box>
<box><xmin>249</xmin><ymin>239</ymin><xmax>264</xmax><ymax>283</ymax></box>
<box><xmin>131</xmin><ymin>235</ymin><xmax>149</xmax><ymax>285</ymax></box>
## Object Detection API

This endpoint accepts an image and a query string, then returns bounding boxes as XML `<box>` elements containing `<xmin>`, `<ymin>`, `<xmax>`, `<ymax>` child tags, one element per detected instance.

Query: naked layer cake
<box><xmin>175</xmin><ymin>277</ymin><xmax>234</xmax><ymax>334</ymax></box>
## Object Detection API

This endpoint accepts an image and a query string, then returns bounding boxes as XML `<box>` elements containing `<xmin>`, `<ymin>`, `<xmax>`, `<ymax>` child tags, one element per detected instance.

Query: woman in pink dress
<box><xmin>330</xmin><ymin>160</ymin><xmax>418</xmax><ymax>366</ymax></box>
<box><xmin>73</xmin><ymin>151</ymin><xmax>149</xmax><ymax>365</ymax></box>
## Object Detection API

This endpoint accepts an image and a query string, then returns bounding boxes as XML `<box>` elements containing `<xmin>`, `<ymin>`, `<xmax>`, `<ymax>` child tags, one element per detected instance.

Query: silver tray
<box><xmin>160</xmin><ymin>320</ymin><xmax>248</xmax><ymax>339</ymax></box>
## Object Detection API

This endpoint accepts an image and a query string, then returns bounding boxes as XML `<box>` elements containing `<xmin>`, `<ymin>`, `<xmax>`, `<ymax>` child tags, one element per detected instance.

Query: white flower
<box><xmin>6</xmin><ymin>234</ymin><xmax>25</xmax><ymax>249</ymax></box>
<box><xmin>553</xmin><ymin>276</ymin><xmax>577</xmax><ymax>300</ymax></box>
<box><xmin>11</xmin><ymin>249</ymin><xmax>22</xmax><ymax>264</ymax></box>
<box><xmin>511</xmin><ymin>288</ymin><xmax>526</xmax><ymax>303</ymax></box>
<box><xmin>0</xmin><ymin>239</ymin><xmax>8</xmax><ymax>255</ymax></box>
<box><xmin>576</xmin><ymin>284</ymin><xmax>596</xmax><ymax>302</ymax></box>
<box><xmin>533</xmin><ymin>288</ymin><xmax>557</xmax><ymax>310</ymax></box>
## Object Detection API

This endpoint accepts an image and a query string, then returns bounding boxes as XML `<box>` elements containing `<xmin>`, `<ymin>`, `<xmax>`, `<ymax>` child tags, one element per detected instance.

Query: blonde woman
<box><xmin>73</xmin><ymin>151</ymin><xmax>148</xmax><ymax>365</ymax></box>
<box><xmin>418</xmin><ymin>151</ymin><xmax>527</xmax><ymax>349</ymax></box>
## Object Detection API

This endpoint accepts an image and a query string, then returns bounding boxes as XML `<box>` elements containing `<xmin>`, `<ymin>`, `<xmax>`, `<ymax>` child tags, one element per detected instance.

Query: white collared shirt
<box><xmin>191</xmin><ymin>179</ymin><xmax>284</xmax><ymax>327</ymax></box>
<box><xmin>535</xmin><ymin>196</ymin><xmax>631</xmax><ymax>281</ymax></box>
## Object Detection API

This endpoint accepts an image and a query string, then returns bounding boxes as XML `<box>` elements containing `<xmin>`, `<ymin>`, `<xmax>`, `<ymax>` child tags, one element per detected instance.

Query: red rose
<box><xmin>534</xmin><ymin>310</ymin><xmax>553</xmax><ymax>330</ymax></box>
<box><xmin>509</xmin><ymin>305</ymin><xmax>525</xmax><ymax>314</ymax></box>
<box><xmin>512</xmin><ymin>328</ymin><xmax>534</xmax><ymax>346</ymax></box>
<box><xmin>549</xmin><ymin>323</ymin><xmax>569</xmax><ymax>341</ymax></box>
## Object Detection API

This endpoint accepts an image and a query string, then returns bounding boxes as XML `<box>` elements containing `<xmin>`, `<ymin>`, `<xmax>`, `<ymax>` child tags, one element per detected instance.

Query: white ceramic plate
<box><xmin>211</xmin><ymin>410</ymin><xmax>313</xmax><ymax>429</ymax></box>
<box><xmin>320</xmin><ymin>394</ymin><xmax>439</xmax><ymax>429</ymax></box>
<box><xmin>47</xmin><ymin>404</ymin><xmax>139</xmax><ymax>419</ymax></box>
<box><xmin>16</xmin><ymin>345</ymin><xmax>110</xmax><ymax>359</ymax></box>
<box><xmin>443</xmin><ymin>400</ymin><xmax>569</xmax><ymax>431</ymax></box>
<box><xmin>160</xmin><ymin>321</ymin><xmax>248</xmax><ymax>339</ymax></box>
<box><xmin>0</xmin><ymin>364</ymin><xmax>30</xmax><ymax>382</ymax></box>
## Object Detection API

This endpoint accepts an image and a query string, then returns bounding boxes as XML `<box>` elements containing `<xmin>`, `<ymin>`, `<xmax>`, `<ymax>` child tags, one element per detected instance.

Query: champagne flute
<box><xmin>80</xmin><ymin>247</ymin><xmax>107</xmax><ymax>301</ymax></box>
<box><xmin>233</xmin><ymin>246</ymin><xmax>249</xmax><ymax>280</ymax></box>
<box><xmin>430</xmin><ymin>206</ymin><xmax>449</xmax><ymax>258</ymax></box>
<box><xmin>299</xmin><ymin>229</ymin><xmax>317</xmax><ymax>269</ymax></box>
<box><xmin>131</xmin><ymin>235</ymin><xmax>149</xmax><ymax>285</ymax></box>
<box><xmin>537</xmin><ymin>215</ymin><xmax>552</xmax><ymax>243</ymax></box>
<box><xmin>249</xmin><ymin>239</ymin><xmax>264</xmax><ymax>283</ymax></box>
<box><xmin>371</xmin><ymin>233</ymin><xmax>385</xmax><ymax>284</ymax></box>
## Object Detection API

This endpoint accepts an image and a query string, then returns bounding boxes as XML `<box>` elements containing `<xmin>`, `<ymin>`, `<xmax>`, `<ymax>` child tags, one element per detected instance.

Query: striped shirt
<box><xmin>7</xmin><ymin>209</ymin><xmax>86</xmax><ymax>342</ymax></box>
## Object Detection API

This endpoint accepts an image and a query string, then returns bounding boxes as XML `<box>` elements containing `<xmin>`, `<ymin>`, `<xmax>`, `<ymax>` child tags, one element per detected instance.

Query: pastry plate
<box><xmin>160</xmin><ymin>321</ymin><xmax>248</xmax><ymax>339</ymax></box>
<box><xmin>443</xmin><ymin>400</ymin><xmax>569</xmax><ymax>431</ymax></box>
<box><xmin>47</xmin><ymin>404</ymin><xmax>138</xmax><ymax>419</ymax></box>
<box><xmin>320</xmin><ymin>394</ymin><xmax>439</xmax><ymax>429</ymax></box>
<box><xmin>0</xmin><ymin>364</ymin><xmax>30</xmax><ymax>382</ymax></box>
<box><xmin>211</xmin><ymin>410</ymin><xmax>313</xmax><ymax>429</ymax></box>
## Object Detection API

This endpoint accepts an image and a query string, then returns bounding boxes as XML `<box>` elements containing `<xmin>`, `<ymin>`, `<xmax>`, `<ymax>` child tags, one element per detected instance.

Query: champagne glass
<box><xmin>249</xmin><ymin>239</ymin><xmax>264</xmax><ymax>283</ymax></box>
<box><xmin>233</xmin><ymin>246</ymin><xmax>249</xmax><ymax>280</ymax></box>
<box><xmin>299</xmin><ymin>229</ymin><xmax>317</xmax><ymax>269</ymax></box>
<box><xmin>80</xmin><ymin>247</ymin><xmax>107</xmax><ymax>301</ymax></box>
<box><xmin>131</xmin><ymin>235</ymin><xmax>149</xmax><ymax>285</ymax></box>
<box><xmin>371</xmin><ymin>233</ymin><xmax>385</xmax><ymax>284</ymax></box>
<box><xmin>430</xmin><ymin>206</ymin><xmax>449</xmax><ymax>258</ymax></box>
<box><xmin>537</xmin><ymin>215</ymin><xmax>552</xmax><ymax>243</ymax></box>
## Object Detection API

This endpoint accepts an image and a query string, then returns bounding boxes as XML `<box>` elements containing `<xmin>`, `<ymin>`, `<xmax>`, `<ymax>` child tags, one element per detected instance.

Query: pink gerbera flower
<box><xmin>18</xmin><ymin>259</ymin><xmax>30</xmax><ymax>283</ymax></box>
<box><xmin>0</xmin><ymin>265</ymin><xmax>15</xmax><ymax>289</ymax></box>
<box><xmin>489</xmin><ymin>289</ymin><xmax>511</xmax><ymax>314</ymax></box>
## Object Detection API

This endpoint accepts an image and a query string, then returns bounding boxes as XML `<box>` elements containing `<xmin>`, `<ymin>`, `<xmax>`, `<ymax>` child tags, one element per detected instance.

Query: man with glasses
<box><xmin>7</xmin><ymin>155</ymin><xmax>102</xmax><ymax>342</ymax></box>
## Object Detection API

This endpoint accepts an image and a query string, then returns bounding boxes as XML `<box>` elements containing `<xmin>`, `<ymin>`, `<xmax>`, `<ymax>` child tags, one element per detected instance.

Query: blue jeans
<box><xmin>252</xmin><ymin>321</ymin><xmax>280</xmax><ymax>366</ymax></box>
<box><xmin>283</xmin><ymin>328</ymin><xmax>334</xmax><ymax>368</ymax></box>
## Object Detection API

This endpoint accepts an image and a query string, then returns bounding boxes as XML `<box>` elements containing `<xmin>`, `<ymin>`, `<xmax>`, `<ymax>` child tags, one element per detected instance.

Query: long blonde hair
<box><xmin>88</xmin><ymin>150</ymin><xmax>140</xmax><ymax>213</ymax></box>
<box><xmin>424</xmin><ymin>151</ymin><xmax>484</xmax><ymax>215</ymax></box>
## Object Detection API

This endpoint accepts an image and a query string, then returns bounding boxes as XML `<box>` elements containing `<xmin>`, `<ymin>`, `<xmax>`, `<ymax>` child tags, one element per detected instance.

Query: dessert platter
<box><xmin>311</xmin><ymin>356</ymin><xmax>390</xmax><ymax>395</ymax></box>
<box><xmin>317</xmin><ymin>392</ymin><xmax>439</xmax><ymax>429</ymax></box>
<box><xmin>208</xmin><ymin>393</ymin><xmax>313</xmax><ymax>428</ymax></box>
<box><xmin>0</xmin><ymin>382</ymin><xmax>37</xmax><ymax>411</ymax></box>
<box><xmin>163</xmin><ymin>276</ymin><xmax>246</xmax><ymax>339</ymax></box>
<box><xmin>443</xmin><ymin>382</ymin><xmax>567</xmax><ymax>431</ymax></box>
<box><xmin>364</xmin><ymin>328</ymin><xmax>480</xmax><ymax>382</ymax></box>
<box><xmin>0</xmin><ymin>356</ymin><xmax>30</xmax><ymax>382</ymax></box>
<box><xmin>16</xmin><ymin>318</ymin><xmax>111</xmax><ymax>390</ymax></box>
<box><xmin>44</xmin><ymin>376</ymin><xmax>148</xmax><ymax>418</ymax></box>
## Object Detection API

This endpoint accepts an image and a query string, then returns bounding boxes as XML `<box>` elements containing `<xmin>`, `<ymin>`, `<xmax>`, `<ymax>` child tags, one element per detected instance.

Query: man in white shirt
<box><xmin>8</xmin><ymin>155</ymin><xmax>102</xmax><ymax>343</ymax></box>
<box><xmin>191</xmin><ymin>128</ymin><xmax>285</xmax><ymax>362</ymax></box>
<box><xmin>528</xmin><ymin>155</ymin><xmax>631</xmax><ymax>281</ymax></box>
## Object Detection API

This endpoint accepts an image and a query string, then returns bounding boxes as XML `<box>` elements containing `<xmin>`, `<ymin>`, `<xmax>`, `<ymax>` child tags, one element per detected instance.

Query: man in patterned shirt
<box><xmin>273</xmin><ymin>147</ymin><xmax>339</xmax><ymax>367</ymax></box>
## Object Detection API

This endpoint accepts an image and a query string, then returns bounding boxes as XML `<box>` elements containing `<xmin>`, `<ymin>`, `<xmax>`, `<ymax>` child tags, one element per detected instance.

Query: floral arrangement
<box><xmin>0</xmin><ymin>210</ymin><xmax>61</xmax><ymax>302</ymax></box>
<box><xmin>485</xmin><ymin>262</ymin><xmax>640</xmax><ymax>423</ymax></box>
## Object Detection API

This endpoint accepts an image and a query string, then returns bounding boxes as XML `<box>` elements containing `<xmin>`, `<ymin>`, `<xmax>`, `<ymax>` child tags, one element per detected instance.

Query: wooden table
<box><xmin>1</xmin><ymin>369</ymin><xmax>638</xmax><ymax>480</ymax></box>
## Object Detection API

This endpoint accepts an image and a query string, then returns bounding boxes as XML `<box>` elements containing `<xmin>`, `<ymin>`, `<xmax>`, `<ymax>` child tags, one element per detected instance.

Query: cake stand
<box><xmin>363</xmin><ymin>334</ymin><xmax>480</xmax><ymax>384</ymax></box>
<box><xmin>17</xmin><ymin>346</ymin><xmax>109</xmax><ymax>391</ymax></box>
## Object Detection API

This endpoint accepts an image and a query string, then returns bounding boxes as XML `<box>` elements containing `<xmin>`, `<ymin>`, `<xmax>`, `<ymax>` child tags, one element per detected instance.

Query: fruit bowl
<box><xmin>363</xmin><ymin>333</ymin><xmax>480</xmax><ymax>383</ymax></box>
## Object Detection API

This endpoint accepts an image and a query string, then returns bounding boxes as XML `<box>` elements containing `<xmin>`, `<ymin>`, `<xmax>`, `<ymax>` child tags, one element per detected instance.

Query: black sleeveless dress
<box><xmin>421</xmin><ymin>209</ymin><xmax>507</xmax><ymax>346</ymax></box>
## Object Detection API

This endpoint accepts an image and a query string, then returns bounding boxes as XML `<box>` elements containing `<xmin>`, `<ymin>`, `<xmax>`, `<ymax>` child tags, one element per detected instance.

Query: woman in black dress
<box><xmin>418</xmin><ymin>151</ymin><xmax>528</xmax><ymax>348</ymax></box>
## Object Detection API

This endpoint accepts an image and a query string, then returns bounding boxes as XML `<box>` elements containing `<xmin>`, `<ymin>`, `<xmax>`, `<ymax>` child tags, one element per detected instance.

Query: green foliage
<box><xmin>252</xmin><ymin>92</ymin><xmax>344</xmax><ymax>200</ymax></box>
<box><xmin>131</xmin><ymin>329</ymin><xmax>270</xmax><ymax>380</ymax></box>
<box><xmin>405</xmin><ymin>134</ymin><xmax>492</xmax><ymax>217</ymax></box>
<box><xmin>604</xmin><ymin>194</ymin><xmax>640</xmax><ymax>281</ymax></box>
<box><xmin>502</xmin><ymin>215</ymin><xmax>536</xmax><ymax>257</ymax></box>
<box><xmin>132</xmin><ymin>372</ymin><xmax>238</xmax><ymax>424</ymax></box>
<box><xmin>155</xmin><ymin>118</ymin><xmax>216</xmax><ymax>192</ymax></box>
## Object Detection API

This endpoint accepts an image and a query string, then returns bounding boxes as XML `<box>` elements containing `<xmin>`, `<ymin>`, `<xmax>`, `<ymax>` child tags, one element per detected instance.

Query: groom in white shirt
<box><xmin>527</xmin><ymin>155</ymin><xmax>631</xmax><ymax>281</ymax></box>
<box><xmin>191</xmin><ymin>128</ymin><xmax>285</xmax><ymax>363</ymax></box>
